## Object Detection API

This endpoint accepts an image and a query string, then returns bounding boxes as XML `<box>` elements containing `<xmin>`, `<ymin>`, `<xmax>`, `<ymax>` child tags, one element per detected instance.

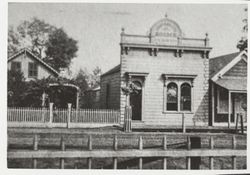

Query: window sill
<box><xmin>162</xmin><ymin>111</ymin><xmax>193</xmax><ymax>114</ymax></box>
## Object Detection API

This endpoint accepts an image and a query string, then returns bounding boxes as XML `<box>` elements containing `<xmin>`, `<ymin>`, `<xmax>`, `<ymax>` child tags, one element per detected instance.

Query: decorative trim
<box><xmin>162</xmin><ymin>74</ymin><xmax>197</xmax><ymax>80</ymax></box>
<box><xmin>8</xmin><ymin>48</ymin><xmax>59</xmax><ymax>76</ymax></box>
<box><xmin>126</xmin><ymin>72</ymin><xmax>149</xmax><ymax>77</ymax></box>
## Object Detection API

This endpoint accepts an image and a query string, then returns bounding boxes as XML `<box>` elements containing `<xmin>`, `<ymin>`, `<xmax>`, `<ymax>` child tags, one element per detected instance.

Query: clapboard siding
<box><xmin>120</xmin><ymin>48</ymin><xmax>209</xmax><ymax>126</ymax></box>
<box><xmin>100</xmin><ymin>71</ymin><xmax>120</xmax><ymax>109</ymax></box>
<box><xmin>224</xmin><ymin>59</ymin><xmax>247</xmax><ymax>77</ymax></box>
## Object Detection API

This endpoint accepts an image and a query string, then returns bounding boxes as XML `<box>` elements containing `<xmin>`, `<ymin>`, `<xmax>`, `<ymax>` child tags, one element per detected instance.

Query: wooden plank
<box><xmin>8</xmin><ymin>149</ymin><xmax>246</xmax><ymax>159</ymax></box>
<box><xmin>232</xmin><ymin>156</ymin><xmax>237</xmax><ymax>169</ymax></box>
<box><xmin>138</xmin><ymin>136</ymin><xmax>143</xmax><ymax>169</ymax></box>
<box><xmin>32</xmin><ymin>134</ymin><xmax>38</xmax><ymax>168</ymax></box>
<box><xmin>228</xmin><ymin>91</ymin><xmax>231</xmax><ymax>128</ymax></box>
<box><xmin>113</xmin><ymin>135</ymin><xmax>118</xmax><ymax>151</ymax></box>
<box><xmin>163</xmin><ymin>157</ymin><xmax>167</xmax><ymax>169</ymax></box>
<box><xmin>88</xmin><ymin>135</ymin><xmax>92</xmax><ymax>151</ymax></box>
<box><xmin>113</xmin><ymin>158</ymin><xmax>117</xmax><ymax>169</ymax></box>
<box><xmin>87</xmin><ymin>157</ymin><xmax>92</xmax><ymax>169</ymax></box>
<box><xmin>182</xmin><ymin>113</ymin><xmax>186</xmax><ymax>133</ymax></box>
<box><xmin>186</xmin><ymin>157</ymin><xmax>191</xmax><ymax>170</ymax></box>
<box><xmin>60</xmin><ymin>136</ymin><xmax>65</xmax><ymax>169</ymax></box>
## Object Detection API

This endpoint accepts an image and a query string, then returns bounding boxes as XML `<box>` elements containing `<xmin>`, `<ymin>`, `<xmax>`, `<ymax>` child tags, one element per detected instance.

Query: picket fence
<box><xmin>7</xmin><ymin>103</ymin><xmax>120</xmax><ymax>128</ymax></box>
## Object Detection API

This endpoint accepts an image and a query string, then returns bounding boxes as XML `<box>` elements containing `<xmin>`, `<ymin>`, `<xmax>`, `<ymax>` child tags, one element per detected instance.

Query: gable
<box><xmin>8</xmin><ymin>48</ymin><xmax>59</xmax><ymax>77</ymax></box>
<box><xmin>210</xmin><ymin>51</ymin><xmax>247</xmax><ymax>81</ymax></box>
<box><xmin>224</xmin><ymin>59</ymin><xmax>247</xmax><ymax>77</ymax></box>
<box><xmin>209</xmin><ymin>52</ymin><xmax>240</xmax><ymax>78</ymax></box>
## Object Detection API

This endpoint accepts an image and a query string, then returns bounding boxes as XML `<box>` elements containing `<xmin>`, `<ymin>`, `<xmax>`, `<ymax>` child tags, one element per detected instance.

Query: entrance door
<box><xmin>130</xmin><ymin>81</ymin><xmax>142</xmax><ymax>121</ymax></box>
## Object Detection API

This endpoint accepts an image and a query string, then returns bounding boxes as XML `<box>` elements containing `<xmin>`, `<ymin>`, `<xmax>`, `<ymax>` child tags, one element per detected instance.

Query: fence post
<box><xmin>232</xmin><ymin>135</ymin><xmax>237</xmax><ymax>169</ymax></box>
<box><xmin>182</xmin><ymin>113</ymin><xmax>186</xmax><ymax>133</ymax></box>
<box><xmin>209</xmin><ymin>136</ymin><xmax>214</xmax><ymax>169</ymax></box>
<box><xmin>138</xmin><ymin>136</ymin><xmax>143</xmax><ymax>169</ymax></box>
<box><xmin>162</xmin><ymin>136</ymin><xmax>167</xmax><ymax>169</ymax></box>
<box><xmin>60</xmin><ymin>136</ymin><xmax>65</xmax><ymax>169</ymax></box>
<box><xmin>48</xmin><ymin>103</ymin><xmax>54</xmax><ymax>128</ymax></box>
<box><xmin>88</xmin><ymin>135</ymin><xmax>92</xmax><ymax>169</ymax></box>
<box><xmin>186</xmin><ymin>136</ymin><xmax>191</xmax><ymax>169</ymax></box>
<box><xmin>67</xmin><ymin>103</ymin><xmax>72</xmax><ymax>128</ymax></box>
<box><xmin>113</xmin><ymin>135</ymin><xmax>118</xmax><ymax>169</ymax></box>
<box><xmin>240</xmin><ymin>114</ymin><xmax>244</xmax><ymax>134</ymax></box>
<box><xmin>32</xmin><ymin>134</ymin><xmax>38</xmax><ymax>168</ymax></box>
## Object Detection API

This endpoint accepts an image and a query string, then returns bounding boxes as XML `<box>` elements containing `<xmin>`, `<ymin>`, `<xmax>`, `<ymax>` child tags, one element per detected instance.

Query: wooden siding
<box><xmin>224</xmin><ymin>59</ymin><xmax>247</xmax><ymax>77</ymax></box>
<box><xmin>8</xmin><ymin>52</ymin><xmax>55</xmax><ymax>81</ymax></box>
<box><xmin>100</xmin><ymin>71</ymin><xmax>121</xmax><ymax>109</ymax></box>
<box><xmin>120</xmin><ymin>48</ymin><xmax>209</xmax><ymax>126</ymax></box>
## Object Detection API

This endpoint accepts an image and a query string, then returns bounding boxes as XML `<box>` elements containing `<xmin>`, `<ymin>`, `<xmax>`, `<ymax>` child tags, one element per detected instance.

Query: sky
<box><xmin>8</xmin><ymin>3</ymin><xmax>247</xmax><ymax>75</ymax></box>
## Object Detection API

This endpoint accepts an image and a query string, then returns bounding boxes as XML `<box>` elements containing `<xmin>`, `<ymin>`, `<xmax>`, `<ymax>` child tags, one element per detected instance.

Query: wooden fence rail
<box><xmin>8</xmin><ymin>135</ymin><xmax>246</xmax><ymax>169</ymax></box>
<box><xmin>7</xmin><ymin>103</ymin><xmax>120</xmax><ymax>128</ymax></box>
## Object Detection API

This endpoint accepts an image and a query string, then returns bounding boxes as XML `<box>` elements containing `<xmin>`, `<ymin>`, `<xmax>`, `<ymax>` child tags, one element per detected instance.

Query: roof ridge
<box><xmin>8</xmin><ymin>48</ymin><xmax>59</xmax><ymax>76</ymax></box>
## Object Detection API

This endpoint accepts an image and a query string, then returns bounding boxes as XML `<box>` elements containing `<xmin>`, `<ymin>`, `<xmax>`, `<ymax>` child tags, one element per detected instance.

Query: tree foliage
<box><xmin>237</xmin><ymin>8</ymin><xmax>248</xmax><ymax>51</ymax></box>
<box><xmin>8</xmin><ymin>69</ymin><xmax>26</xmax><ymax>107</ymax></box>
<box><xmin>8</xmin><ymin>17</ymin><xmax>78</xmax><ymax>72</ymax></box>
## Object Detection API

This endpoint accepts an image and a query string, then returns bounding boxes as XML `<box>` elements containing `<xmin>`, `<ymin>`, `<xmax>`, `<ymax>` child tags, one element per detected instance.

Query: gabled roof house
<box><xmin>8</xmin><ymin>48</ymin><xmax>59</xmax><ymax>81</ymax></box>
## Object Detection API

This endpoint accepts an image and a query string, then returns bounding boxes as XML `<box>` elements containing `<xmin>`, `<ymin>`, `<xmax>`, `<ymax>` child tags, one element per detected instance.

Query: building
<box><xmin>209</xmin><ymin>50</ymin><xmax>247</xmax><ymax>127</ymax></box>
<box><xmin>100</xmin><ymin>14</ymin><xmax>212</xmax><ymax>127</ymax></box>
<box><xmin>8</xmin><ymin>48</ymin><xmax>59</xmax><ymax>81</ymax></box>
<box><xmin>84</xmin><ymin>86</ymin><xmax>101</xmax><ymax>108</ymax></box>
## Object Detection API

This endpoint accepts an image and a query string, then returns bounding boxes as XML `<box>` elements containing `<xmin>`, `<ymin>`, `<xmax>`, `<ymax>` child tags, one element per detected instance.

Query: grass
<box><xmin>7</xmin><ymin>127</ymin><xmax>247</xmax><ymax>169</ymax></box>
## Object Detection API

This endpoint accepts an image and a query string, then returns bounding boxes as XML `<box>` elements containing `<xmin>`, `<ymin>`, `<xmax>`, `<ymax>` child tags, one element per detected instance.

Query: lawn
<box><xmin>7</xmin><ymin>127</ymin><xmax>247</xmax><ymax>169</ymax></box>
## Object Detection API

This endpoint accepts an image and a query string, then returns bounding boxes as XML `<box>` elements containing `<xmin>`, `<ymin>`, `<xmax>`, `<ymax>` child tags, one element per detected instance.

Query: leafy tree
<box><xmin>44</xmin><ymin>28</ymin><xmax>78</xmax><ymax>71</ymax></box>
<box><xmin>237</xmin><ymin>8</ymin><xmax>248</xmax><ymax>51</ymax></box>
<box><xmin>8</xmin><ymin>17</ymin><xmax>78</xmax><ymax>72</ymax></box>
<box><xmin>88</xmin><ymin>66</ymin><xmax>102</xmax><ymax>88</ymax></box>
<box><xmin>73</xmin><ymin>69</ymin><xmax>90</xmax><ymax>108</ymax></box>
<box><xmin>7</xmin><ymin>70</ymin><xmax>26</xmax><ymax>107</ymax></box>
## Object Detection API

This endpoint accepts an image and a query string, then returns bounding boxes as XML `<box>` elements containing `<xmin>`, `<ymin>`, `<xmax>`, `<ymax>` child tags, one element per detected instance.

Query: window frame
<box><xmin>11</xmin><ymin>61</ymin><xmax>22</xmax><ymax>72</ymax></box>
<box><xmin>28</xmin><ymin>62</ymin><xmax>38</xmax><ymax>78</ymax></box>
<box><xmin>166</xmin><ymin>82</ymin><xmax>178</xmax><ymax>111</ymax></box>
<box><xmin>180</xmin><ymin>83</ymin><xmax>192</xmax><ymax>111</ymax></box>
<box><xmin>162</xmin><ymin>74</ymin><xmax>196</xmax><ymax>114</ymax></box>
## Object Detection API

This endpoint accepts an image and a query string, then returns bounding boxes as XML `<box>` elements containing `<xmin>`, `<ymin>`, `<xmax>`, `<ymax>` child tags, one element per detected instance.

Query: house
<box><xmin>209</xmin><ymin>50</ymin><xmax>247</xmax><ymax>127</ymax></box>
<box><xmin>8</xmin><ymin>48</ymin><xmax>59</xmax><ymax>81</ymax></box>
<box><xmin>100</xmin><ymin>14</ymin><xmax>213</xmax><ymax>127</ymax></box>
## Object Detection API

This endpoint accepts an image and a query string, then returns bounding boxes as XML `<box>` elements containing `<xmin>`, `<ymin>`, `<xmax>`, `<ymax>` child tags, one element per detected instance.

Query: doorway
<box><xmin>130</xmin><ymin>81</ymin><xmax>142</xmax><ymax>121</ymax></box>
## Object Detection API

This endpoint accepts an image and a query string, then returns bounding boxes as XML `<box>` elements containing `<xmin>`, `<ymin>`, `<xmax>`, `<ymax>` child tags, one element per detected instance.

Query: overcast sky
<box><xmin>8</xmin><ymin>3</ymin><xmax>247</xmax><ymax>75</ymax></box>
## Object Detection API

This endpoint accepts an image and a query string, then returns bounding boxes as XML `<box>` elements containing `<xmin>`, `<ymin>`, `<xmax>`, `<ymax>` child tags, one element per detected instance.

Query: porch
<box><xmin>210</xmin><ymin>78</ymin><xmax>247</xmax><ymax>128</ymax></box>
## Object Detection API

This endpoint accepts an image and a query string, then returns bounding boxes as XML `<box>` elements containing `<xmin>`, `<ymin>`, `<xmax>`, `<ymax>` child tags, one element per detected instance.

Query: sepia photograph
<box><xmin>4</xmin><ymin>1</ymin><xmax>248</xmax><ymax>172</ymax></box>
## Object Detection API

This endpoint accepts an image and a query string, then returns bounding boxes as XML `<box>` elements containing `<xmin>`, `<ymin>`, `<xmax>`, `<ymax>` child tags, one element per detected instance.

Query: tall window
<box><xmin>28</xmin><ymin>62</ymin><xmax>38</xmax><ymax>77</ymax></box>
<box><xmin>11</xmin><ymin>61</ymin><xmax>21</xmax><ymax>72</ymax></box>
<box><xmin>180</xmin><ymin>83</ymin><xmax>191</xmax><ymax>111</ymax></box>
<box><xmin>167</xmin><ymin>83</ymin><xmax>178</xmax><ymax>111</ymax></box>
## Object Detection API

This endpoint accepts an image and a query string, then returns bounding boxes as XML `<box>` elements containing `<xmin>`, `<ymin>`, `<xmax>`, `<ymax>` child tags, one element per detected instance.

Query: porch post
<box><xmin>211</xmin><ymin>83</ymin><xmax>215</xmax><ymax>126</ymax></box>
<box><xmin>228</xmin><ymin>91</ymin><xmax>231</xmax><ymax>128</ymax></box>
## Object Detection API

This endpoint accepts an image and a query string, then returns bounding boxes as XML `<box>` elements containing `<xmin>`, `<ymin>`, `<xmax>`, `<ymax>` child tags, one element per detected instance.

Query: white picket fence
<box><xmin>7</xmin><ymin>103</ymin><xmax>120</xmax><ymax>128</ymax></box>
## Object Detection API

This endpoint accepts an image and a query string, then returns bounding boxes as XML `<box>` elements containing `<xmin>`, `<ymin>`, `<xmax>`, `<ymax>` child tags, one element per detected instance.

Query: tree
<box><xmin>88</xmin><ymin>66</ymin><xmax>102</xmax><ymax>88</ymax></box>
<box><xmin>7</xmin><ymin>70</ymin><xmax>26</xmax><ymax>107</ymax></box>
<box><xmin>8</xmin><ymin>17</ymin><xmax>78</xmax><ymax>72</ymax></box>
<box><xmin>44</xmin><ymin>28</ymin><xmax>78</xmax><ymax>71</ymax></box>
<box><xmin>8</xmin><ymin>17</ymin><xmax>54</xmax><ymax>57</ymax></box>
<box><xmin>237</xmin><ymin>8</ymin><xmax>248</xmax><ymax>51</ymax></box>
<box><xmin>73</xmin><ymin>69</ymin><xmax>90</xmax><ymax>108</ymax></box>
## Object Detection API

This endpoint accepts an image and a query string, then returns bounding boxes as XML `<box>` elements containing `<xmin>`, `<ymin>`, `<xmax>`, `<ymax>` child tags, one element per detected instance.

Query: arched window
<box><xmin>167</xmin><ymin>83</ymin><xmax>178</xmax><ymax>111</ymax></box>
<box><xmin>181</xmin><ymin>83</ymin><xmax>191</xmax><ymax>111</ymax></box>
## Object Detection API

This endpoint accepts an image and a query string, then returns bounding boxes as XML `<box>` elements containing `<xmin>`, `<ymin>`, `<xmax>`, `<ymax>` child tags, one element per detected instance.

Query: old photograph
<box><xmin>6</xmin><ymin>2</ymin><xmax>247</xmax><ymax>171</ymax></box>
